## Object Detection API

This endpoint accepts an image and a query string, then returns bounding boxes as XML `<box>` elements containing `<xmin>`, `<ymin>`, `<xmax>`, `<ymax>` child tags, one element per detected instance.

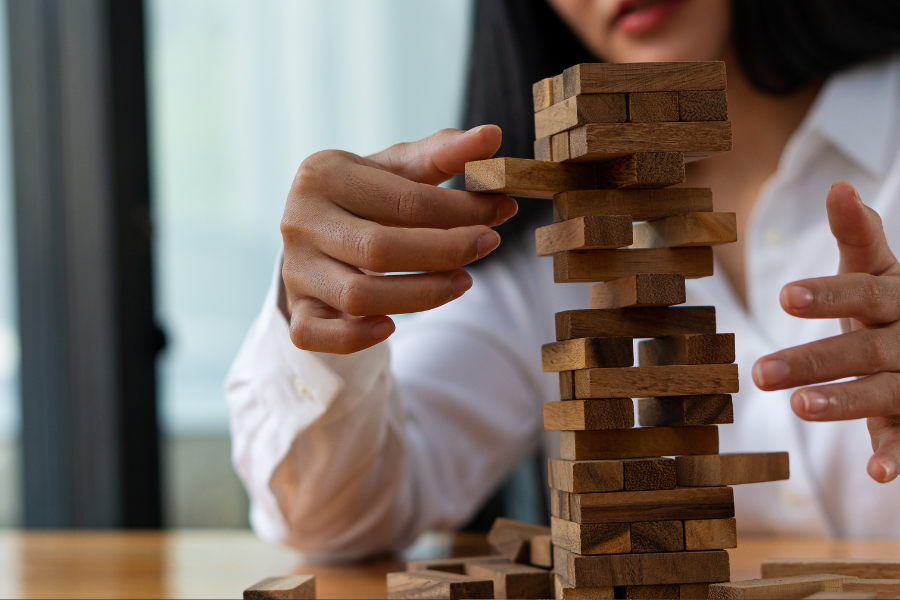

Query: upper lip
<box><xmin>615</xmin><ymin>0</ymin><xmax>663</xmax><ymax>19</ymax></box>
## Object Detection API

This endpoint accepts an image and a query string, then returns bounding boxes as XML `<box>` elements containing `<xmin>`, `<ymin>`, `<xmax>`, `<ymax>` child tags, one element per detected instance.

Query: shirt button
<box><xmin>292</xmin><ymin>378</ymin><xmax>314</xmax><ymax>402</ymax></box>
<box><xmin>780</xmin><ymin>486</ymin><xmax>806</xmax><ymax>507</ymax></box>
<box><xmin>764</xmin><ymin>228</ymin><xmax>784</xmax><ymax>248</ymax></box>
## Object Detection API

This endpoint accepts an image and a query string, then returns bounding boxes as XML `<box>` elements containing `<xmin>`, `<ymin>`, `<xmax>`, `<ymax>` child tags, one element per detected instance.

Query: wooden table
<box><xmin>1</xmin><ymin>530</ymin><xmax>899</xmax><ymax>599</ymax></box>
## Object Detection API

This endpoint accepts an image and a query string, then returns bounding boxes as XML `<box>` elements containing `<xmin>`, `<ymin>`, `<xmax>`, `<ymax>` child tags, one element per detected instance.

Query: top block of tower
<box><xmin>560</xmin><ymin>62</ymin><xmax>726</xmax><ymax>99</ymax></box>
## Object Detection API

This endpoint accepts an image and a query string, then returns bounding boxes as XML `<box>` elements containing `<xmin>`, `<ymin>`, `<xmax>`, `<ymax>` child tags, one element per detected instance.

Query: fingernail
<box><xmin>880</xmin><ymin>458</ymin><xmax>896</xmax><ymax>481</ymax></box>
<box><xmin>372</xmin><ymin>320</ymin><xmax>394</xmax><ymax>342</ymax></box>
<box><xmin>799</xmin><ymin>390</ymin><xmax>828</xmax><ymax>414</ymax></box>
<box><xmin>477</xmin><ymin>231</ymin><xmax>501</xmax><ymax>258</ymax></box>
<box><xmin>782</xmin><ymin>285</ymin><xmax>813</xmax><ymax>309</ymax></box>
<box><xmin>466</xmin><ymin>124</ymin><xmax>488</xmax><ymax>135</ymax></box>
<box><xmin>451</xmin><ymin>271</ymin><xmax>473</xmax><ymax>298</ymax></box>
<box><xmin>753</xmin><ymin>359</ymin><xmax>789</xmax><ymax>387</ymax></box>
<box><xmin>495</xmin><ymin>198</ymin><xmax>518</xmax><ymax>224</ymax></box>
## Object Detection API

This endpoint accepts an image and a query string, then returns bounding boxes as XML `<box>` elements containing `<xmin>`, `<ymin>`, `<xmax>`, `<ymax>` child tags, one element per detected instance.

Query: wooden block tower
<box><xmin>465</xmin><ymin>62</ymin><xmax>790</xmax><ymax>600</ymax></box>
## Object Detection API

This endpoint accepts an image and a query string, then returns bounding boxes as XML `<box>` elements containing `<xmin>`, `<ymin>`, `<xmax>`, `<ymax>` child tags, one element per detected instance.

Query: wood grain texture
<box><xmin>555</xmin><ymin>574</ymin><xmax>615</xmax><ymax>600</ymax></box>
<box><xmin>553</xmin><ymin>74</ymin><xmax>566</xmax><ymax>104</ymax></box>
<box><xmin>632</xmin><ymin>212</ymin><xmax>737</xmax><ymax>248</ymax></box>
<box><xmin>560</xmin><ymin>426</ymin><xmax>719</xmax><ymax>460</ymax></box>
<box><xmin>536</xmin><ymin>216</ymin><xmax>633</xmax><ymax>257</ymax></box>
<box><xmin>560</xmin><ymin>371</ymin><xmax>576</xmax><ymax>400</ymax></box>
<box><xmin>386</xmin><ymin>570</ymin><xmax>494</xmax><ymax>599</ymax></box>
<box><xmin>488</xmin><ymin>518</ymin><xmax>552</xmax><ymax>564</ymax></box>
<box><xmin>551</xmin><ymin>488</ymin><xmax>571</xmax><ymax>520</ymax></box>
<box><xmin>557</xmin><ymin>547</ymin><xmax>731</xmax><ymax>587</ymax></box>
<box><xmin>568</xmin><ymin>486</ymin><xmax>734</xmax><ymax>524</ymax></box>
<box><xmin>533</xmin><ymin>77</ymin><xmax>554</xmax><ymax>112</ymax></box>
<box><xmin>675</xmin><ymin>452</ymin><xmax>790</xmax><ymax>486</ymax></box>
<box><xmin>548</xmin><ymin>458</ymin><xmax>624</xmax><ymax>493</ymax></box>
<box><xmin>803</xmin><ymin>593</ymin><xmax>877</xmax><ymax>599</ymax></box>
<box><xmin>534</xmin><ymin>135</ymin><xmax>552</xmax><ymax>161</ymax></box>
<box><xmin>628</xmin><ymin>92</ymin><xmax>679</xmax><ymax>122</ymax></box>
<box><xmin>592</xmin><ymin>152</ymin><xmax>685</xmax><ymax>188</ymax></box>
<box><xmin>708</xmin><ymin>574</ymin><xmax>856</xmax><ymax>600</ymax></box>
<box><xmin>679</xmin><ymin>90</ymin><xmax>728</xmax><ymax>121</ymax></box>
<box><xmin>553</xmin><ymin>247</ymin><xmax>714</xmax><ymax>283</ymax></box>
<box><xmin>464</xmin><ymin>560</ymin><xmax>552</xmax><ymax>599</ymax></box>
<box><xmin>622</xmin><ymin>584</ymin><xmax>681</xmax><ymax>599</ymax></box>
<box><xmin>553</xmin><ymin>188</ymin><xmax>713</xmax><ymax>222</ymax></box>
<box><xmin>542</xmin><ymin>337</ymin><xmax>635</xmax><ymax>372</ymax></box>
<box><xmin>562</xmin><ymin>62</ymin><xmax>727</xmax><ymax>97</ymax></box>
<box><xmin>406</xmin><ymin>555</ymin><xmax>503</xmax><ymax>574</ymax></box>
<box><xmin>639</xmin><ymin>334</ymin><xmax>736</xmax><ymax>366</ymax></box>
<box><xmin>630</xmin><ymin>520</ymin><xmax>684</xmax><ymax>553</ymax></box>
<box><xmin>244</xmin><ymin>575</ymin><xmax>316</xmax><ymax>600</ymax></box>
<box><xmin>465</xmin><ymin>157</ymin><xmax>595</xmax><ymax>199</ymax></box>
<box><xmin>761</xmin><ymin>559</ymin><xmax>900</xmax><ymax>580</ymax></box>
<box><xmin>568</xmin><ymin>122</ymin><xmax>732</xmax><ymax>163</ymax></box>
<box><xmin>590</xmin><ymin>274</ymin><xmax>686</xmax><ymax>308</ymax></box>
<box><xmin>543</xmin><ymin>399</ymin><xmax>635</xmax><ymax>431</ymax></box>
<box><xmin>572</xmin><ymin>364</ymin><xmax>740</xmax><ymax>399</ymax></box>
<box><xmin>622</xmin><ymin>457</ymin><xmax>676</xmax><ymax>491</ymax></box>
<box><xmin>638</xmin><ymin>395</ymin><xmax>734</xmax><ymax>427</ymax></box>
<box><xmin>552</xmin><ymin>131</ymin><xmax>571</xmax><ymax>161</ymax></box>
<box><xmin>681</xmin><ymin>583</ymin><xmax>713</xmax><ymax>598</ymax></box>
<box><xmin>842</xmin><ymin>579</ymin><xmax>900</xmax><ymax>598</ymax></box>
<box><xmin>556</xmin><ymin>307</ymin><xmax>716</xmax><ymax>340</ymax></box>
<box><xmin>529</xmin><ymin>535</ymin><xmax>553</xmax><ymax>568</ymax></box>
<box><xmin>551</xmin><ymin>517</ymin><xmax>631</xmax><ymax>555</ymax></box>
<box><xmin>534</xmin><ymin>94</ymin><xmax>627</xmax><ymax>139</ymax></box>
<box><xmin>685</xmin><ymin>518</ymin><xmax>737</xmax><ymax>550</ymax></box>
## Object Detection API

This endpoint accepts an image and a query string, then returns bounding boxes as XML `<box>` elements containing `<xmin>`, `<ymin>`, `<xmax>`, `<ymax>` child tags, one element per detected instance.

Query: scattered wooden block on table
<box><xmin>630</xmin><ymin>520</ymin><xmax>684</xmax><ymax>553</ymax></box>
<box><xmin>803</xmin><ymin>593</ymin><xmax>877</xmax><ymax>599</ymax></box>
<box><xmin>406</xmin><ymin>555</ymin><xmax>504</xmax><ymax>574</ymax></box>
<box><xmin>562</xmin><ymin>486</ymin><xmax>734</xmax><ymax>524</ymax></box>
<box><xmin>553</xmin><ymin>188</ymin><xmax>713</xmax><ymax>222</ymax></box>
<box><xmin>554</xmin><ymin>247</ymin><xmax>714</xmax><ymax>283</ymax></box>
<box><xmin>534</xmin><ymin>93</ymin><xmax>627</xmax><ymax>139</ymax></box>
<box><xmin>529</xmin><ymin>534</ymin><xmax>553</xmax><ymax>568</ymax></box>
<box><xmin>622</xmin><ymin>457</ymin><xmax>676</xmax><ymax>491</ymax></box>
<box><xmin>708</xmin><ymin>574</ymin><xmax>857</xmax><ymax>600</ymax></box>
<box><xmin>639</xmin><ymin>395</ymin><xmax>734</xmax><ymax>427</ymax></box>
<box><xmin>551</xmin><ymin>516</ymin><xmax>631</xmax><ymax>555</ymax></box>
<box><xmin>465</xmin><ymin>157</ymin><xmax>595</xmax><ymax>199</ymax></box>
<box><xmin>244</xmin><ymin>575</ymin><xmax>316</xmax><ymax>600</ymax></box>
<box><xmin>555</xmin><ymin>574</ymin><xmax>615</xmax><ymax>600</ymax></box>
<box><xmin>548</xmin><ymin>458</ymin><xmax>624</xmax><ymax>494</ymax></box>
<box><xmin>487</xmin><ymin>517</ymin><xmax>552</xmax><ymax>564</ymax></box>
<box><xmin>555</xmin><ymin>546</ymin><xmax>730</xmax><ymax>587</ymax></box>
<box><xmin>567</xmin><ymin>122</ymin><xmax>732</xmax><ymax>163</ymax></box>
<box><xmin>555</xmin><ymin>306</ymin><xmax>716</xmax><ymax>340</ymax></box>
<box><xmin>639</xmin><ymin>334</ymin><xmax>736</xmax><ymax>366</ymax></box>
<box><xmin>676</xmin><ymin>452</ymin><xmax>790</xmax><ymax>486</ymax></box>
<box><xmin>628</xmin><ymin>92</ymin><xmax>679</xmax><ymax>122</ymax></box>
<box><xmin>572</xmin><ymin>364</ymin><xmax>740</xmax><ymax>399</ymax></box>
<box><xmin>679</xmin><ymin>90</ymin><xmax>728</xmax><ymax>121</ymax></box>
<box><xmin>621</xmin><ymin>583</ymin><xmax>681</xmax><ymax>598</ymax></box>
<box><xmin>543</xmin><ymin>399</ymin><xmax>635</xmax><ymax>431</ymax></box>
<box><xmin>386</xmin><ymin>570</ymin><xmax>494</xmax><ymax>599</ymax></box>
<box><xmin>533</xmin><ymin>77</ymin><xmax>554</xmax><ymax>112</ymax></box>
<box><xmin>559</xmin><ymin>371</ymin><xmax>576</xmax><ymax>400</ymax></box>
<box><xmin>562</xmin><ymin>62</ymin><xmax>727</xmax><ymax>97</ymax></box>
<box><xmin>681</xmin><ymin>583</ymin><xmax>713</xmax><ymax>599</ymax></box>
<box><xmin>542</xmin><ymin>337</ymin><xmax>635</xmax><ymax>372</ymax></box>
<box><xmin>590</xmin><ymin>274</ymin><xmax>686</xmax><ymax>308</ymax></box>
<box><xmin>536</xmin><ymin>215</ymin><xmax>633</xmax><ymax>257</ymax></box>
<box><xmin>761</xmin><ymin>560</ymin><xmax>900</xmax><ymax>580</ymax></box>
<box><xmin>552</xmin><ymin>131</ymin><xmax>571</xmax><ymax>161</ymax></box>
<box><xmin>684</xmin><ymin>518</ymin><xmax>737</xmax><ymax>550</ymax></box>
<box><xmin>560</xmin><ymin>425</ymin><xmax>720</xmax><ymax>460</ymax></box>
<box><xmin>464</xmin><ymin>559</ymin><xmax>553</xmax><ymax>599</ymax></box>
<box><xmin>592</xmin><ymin>152</ymin><xmax>685</xmax><ymax>188</ymax></box>
<box><xmin>632</xmin><ymin>212</ymin><xmax>737</xmax><ymax>248</ymax></box>
<box><xmin>552</xmin><ymin>73</ymin><xmax>566</xmax><ymax>104</ymax></box>
<box><xmin>842</xmin><ymin>579</ymin><xmax>900</xmax><ymax>599</ymax></box>
<box><xmin>534</xmin><ymin>135</ymin><xmax>552</xmax><ymax>161</ymax></box>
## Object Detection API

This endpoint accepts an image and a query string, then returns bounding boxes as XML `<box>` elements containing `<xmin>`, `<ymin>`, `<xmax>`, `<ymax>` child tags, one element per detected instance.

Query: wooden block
<box><xmin>679</xmin><ymin>90</ymin><xmax>728</xmax><ymax>121</ymax></box>
<box><xmin>407</xmin><ymin>556</ymin><xmax>504</xmax><ymax>574</ymax></box>
<box><xmin>562</xmin><ymin>62</ymin><xmax>727</xmax><ymax>97</ymax></box>
<box><xmin>488</xmin><ymin>517</ymin><xmax>552</xmax><ymax>564</ymax></box>
<box><xmin>465</xmin><ymin>157</ymin><xmax>595</xmax><ymax>199</ymax></box>
<box><xmin>681</xmin><ymin>583</ymin><xmax>712</xmax><ymax>598</ymax></box>
<box><xmin>554</xmin><ymin>188</ymin><xmax>713</xmax><ymax>222</ymax></box>
<box><xmin>536</xmin><ymin>216</ymin><xmax>632</xmax><ymax>257</ymax></box>
<box><xmin>555</xmin><ymin>573</ymin><xmax>615</xmax><ymax>600</ymax></box>
<box><xmin>552</xmin><ymin>74</ymin><xmax>566</xmax><ymax>104</ymax></box>
<box><xmin>548</xmin><ymin>458</ymin><xmax>624</xmax><ymax>493</ymax></box>
<box><xmin>592</xmin><ymin>152</ymin><xmax>685</xmax><ymax>188</ymax></box>
<box><xmin>533</xmin><ymin>77</ymin><xmax>554</xmax><ymax>112</ymax></box>
<box><xmin>557</xmin><ymin>547</ymin><xmax>730</xmax><ymax>587</ymax></box>
<box><xmin>628</xmin><ymin>92</ymin><xmax>679</xmax><ymax>122</ymax></box>
<box><xmin>622</xmin><ymin>457</ymin><xmax>676</xmax><ymax>491</ymax></box>
<box><xmin>534</xmin><ymin>94</ymin><xmax>627</xmax><ymax>139</ymax></box>
<box><xmin>552</xmin><ymin>131</ymin><xmax>571</xmax><ymax>161</ymax></box>
<box><xmin>676</xmin><ymin>452</ymin><xmax>790</xmax><ymax>486</ymax></box>
<box><xmin>560</xmin><ymin>426</ymin><xmax>719</xmax><ymax>461</ymax></box>
<box><xmin>568</xmin><ymin>486</ymin><xmax>734</xmax><ymax>524</ymax></box>
<box><xmin>761</xmin><ymin>560</ymin><xmax>900</xmax><ymax>580</ymax></box>
<box><xmin>244</xmin><ymin>575</ymin><xmax>315</xmax><ymax>599</ymax></box>
<box><xmin>568</xmin><ymin>122</ymin><xmax>732</xmax><ymax>163</ymax></box>
<box><xmin>804</xmin><ymin>593</ymin><xmax>877</xmax><ymax>599</ymax></box>
<box><xmin>560</xmin><ymin>371</ymin><xmax>575</xmax><ymax>400</ymax></box>
<box><xmin>387</xmin><ymin>570</ymin><xmax>494</xmax><ymax>599</ymax></box>
<box><xmin>591</xmin><ymin>274</ymin><xmax>686</xmax><ymax>309</ymax></box>
<box><xmin>572</xmin><ymin>364</ymin><xmax>740</xmax><ymax>399</ymax></box>
<box><xmin>684</xmin><ymin>518</ymin><xmax>737</xmax><ymax>550</ymax></box>
<box><xmin>622</xmin><ymin>584</ymin><xmax>681</xmax><ymax>598</ymax></box>
<box><xmin>543</xmin><ymin>399</ymin><xmax>635</xmax><ymax>431</ymax></box>
<box><xmin>632</xmin><ymin>212</ymin><xmax>737</xmax><ymax>248</ymax></box>
<box><xmin>551</xmin><ymin>488</ymin><xmax>571</xmax><ymax>520</ymax></box>
<box><xmin>535</xmin><ymin>136</ymin><xmax>552</xmax><ymax>161</ymax></box>
<box><xmin>530</xmin><ymin>534</ymin><xmax>553</xmax><ymax>568</ymax></box>
<box><xmin>551</xmin><ymin>517</ymin><xmax>631</xmax><ymax>555</ymax></box>
<box><xmin>556</xmin><ymin>307</ymin><xmax>716</xmax><ymax>340</ymax></box>
<box><xmin>639</xmin><ymin>334</ymin><xmax>735</xmax><ymax>366</ymax></box>
<box><xmin>542</xmin><ymin>337</ymin><xmax>635</xmax><ymax>372</ymax></box>
<box><xmin>630</xmin><ymin>520</ymin><xmax>684</xmax><ymax>553</ymax></box>
<box><xmin>843</xmin><ymin>580</ymin><xmax>900</xmax><ymax>599</ymax></box>
<box><xmin>708</xmin><ymin>574</ymin><xmax>857</xmax><ymax>600</ymax></box>
<box><xmin>639</xmin><ymin>395</ymin><xmax>734</xmax><ymax>427</ymax></box>
<box><xmin>464</xmin><ymin>559</ymin><xmax>553</xmax><ymax>599</ymax></box>
<box><xmin>554</xmin><ymin>247</ymin><xmax>714</xmax><ymax>283</ymax></box>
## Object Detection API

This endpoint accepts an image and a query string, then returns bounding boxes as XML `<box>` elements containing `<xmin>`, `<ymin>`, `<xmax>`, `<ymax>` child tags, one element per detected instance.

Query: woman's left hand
<box><xmin>752</xmin><ymin>181</ymin><xmax>900</xmax><ymax>484</ymax></box>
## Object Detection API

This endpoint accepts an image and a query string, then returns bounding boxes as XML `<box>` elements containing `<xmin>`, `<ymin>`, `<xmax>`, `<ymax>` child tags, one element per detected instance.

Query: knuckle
<box><xmin>885</xmin><ymin>373</ymin><xmax>900</xmax><ymax>411</ymax></box>
<box><xmin>863</xmin><ymin>275</ymin><xmax>885</xmax><ymax>313</ymax></box>
<box><xmin>391</xmin><ymin>187</ymin><xmax>426</xmax><ymax>224</ymax></box>
<box><xmin>866</xmin><ymin>330</ymin><xmax>891</xmax><ymax>370</ymax></box>
<box><xmin>351</xmin><ymin>228</ymin><xmax>383</xmax><ymax>270</ymax></box>
<box><xmin>336</xmin><ymin>276</ymin><xmax>369</xmax><ymax>316</ymax></box>
<box><xmin>289</xmin><ymin>316</ymin><xmax>315</xmax><ymax>351</ymax></box>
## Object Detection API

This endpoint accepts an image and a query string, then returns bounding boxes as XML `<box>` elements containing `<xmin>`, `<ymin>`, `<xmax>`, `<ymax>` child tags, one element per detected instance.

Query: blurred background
<box><xmin>0</xmin><ymin>0</ymin><xmax>474</xmax><ymax>529</ymax></box>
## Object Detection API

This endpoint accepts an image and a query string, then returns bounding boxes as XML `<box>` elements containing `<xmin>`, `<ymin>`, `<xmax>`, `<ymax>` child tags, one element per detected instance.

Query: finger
<box><xmin>780</xmin><ymin>273</ymin><xmax>900</xmax><ymax>325</ymax></box>
<box><xmin>827</xmin><ymin>180</ymin><xmax>900</xmax><ymax>276</ymax></box>
<box><xmin>366</xmin><ymin>125</ymin><xmax>503</xmax><ymax>186</ymax></box>
<box><xmin>787</xmin><ymin>371</ymin><xmax>900</xmax><ymax>421</ymax></box>
<box><xmin>288</xmin><ymin>297</ymin><xmax>395</xmax><ymax>354</ymax></box>
<box><xmin>867</xmin><ymin>416</ymin><xmax>900</xmax><ymax>483</ymax></box>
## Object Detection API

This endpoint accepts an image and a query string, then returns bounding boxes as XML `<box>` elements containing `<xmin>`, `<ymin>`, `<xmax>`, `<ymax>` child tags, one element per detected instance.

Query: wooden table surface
<box><xmin>1</xmin><ymin>530</ymin><xmax>899</xmax><ymax>599</ymax></box>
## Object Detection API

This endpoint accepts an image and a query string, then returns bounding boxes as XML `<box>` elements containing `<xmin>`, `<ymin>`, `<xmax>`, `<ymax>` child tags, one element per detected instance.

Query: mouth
<box><xmin>614</xmin><ymin>0</ymin><xmax>686</xmax><ymax>36</ymax></box>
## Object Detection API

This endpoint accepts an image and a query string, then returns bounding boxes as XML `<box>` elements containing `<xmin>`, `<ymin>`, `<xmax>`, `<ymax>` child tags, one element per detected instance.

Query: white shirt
<box><xmin>225</xmin><ymin>55</ymin><xmax>900</xmax><ymax>563</ymax></box>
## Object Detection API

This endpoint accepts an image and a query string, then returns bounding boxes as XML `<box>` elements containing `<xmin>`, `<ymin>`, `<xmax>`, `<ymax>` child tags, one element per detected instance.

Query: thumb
<box><xmin>828</xmin><ymin>180</ymin><xmax>899</xmax><ymax>276</ymax></box>
<box><xmin>365</xmin><ymin>125</ymin><xmax>503</xmax><ymax>186</ymax></box>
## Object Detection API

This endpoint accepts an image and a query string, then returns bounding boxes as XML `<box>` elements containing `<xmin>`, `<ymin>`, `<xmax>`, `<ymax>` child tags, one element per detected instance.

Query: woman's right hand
<box><xmin>280</xmin><ymin>125</ymin><xmax>517</xmax><ymax>354</ymax></box>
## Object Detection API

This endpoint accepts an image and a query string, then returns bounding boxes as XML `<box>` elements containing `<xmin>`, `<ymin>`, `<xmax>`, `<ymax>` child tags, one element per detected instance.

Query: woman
<box><xmin>226</xmin><ymin>0</ymin><xmax>900</xmax><ymax>561</ymax></box>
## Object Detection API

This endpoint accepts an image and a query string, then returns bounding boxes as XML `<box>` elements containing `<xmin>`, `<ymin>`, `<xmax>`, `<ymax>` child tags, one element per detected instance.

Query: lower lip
<box><xmin>616</xmin><ymin>0</ymin><xmax>686</xmax><ymax>35</ymax></box>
